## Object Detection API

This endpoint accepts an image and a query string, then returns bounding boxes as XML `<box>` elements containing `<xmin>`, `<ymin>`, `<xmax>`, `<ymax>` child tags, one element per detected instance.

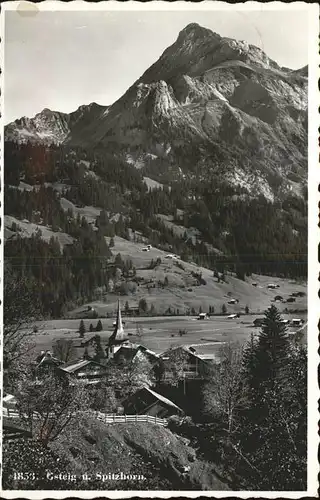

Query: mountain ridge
<box><xmin>5</xmin><ymin>23</ymin><xmax>308</xmax><ymax>202</ymax></box>
<box><xmin>5</xmin><ymin>102</ymin><xmax>108</xmax><ymax>145</ymax></box>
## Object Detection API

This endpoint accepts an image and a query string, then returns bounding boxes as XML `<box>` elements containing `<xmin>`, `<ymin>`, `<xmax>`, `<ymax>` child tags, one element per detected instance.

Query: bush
<box><xmin>167</xmin><ymin>414</ymin><xmax>182</xmax><ymax>431</ymax></box>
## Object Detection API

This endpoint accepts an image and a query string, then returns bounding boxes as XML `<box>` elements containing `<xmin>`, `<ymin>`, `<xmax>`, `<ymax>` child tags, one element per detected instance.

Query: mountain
<box><xmin>61</xmin><ymin>22</ymin><xmax>308</xmax><ymax>200</ymax></box>
<box><xmin>4</xmin><ymin>24</ymin><xmax>308</xmax><ymax>320</ymax></box>
<box><xmin>5</xmin><ymin>23</ymin><xmax>307</xmax><ymax>200</ymax></box>
<box><xmin>5</xmin><ymin>102</ymin><xmax>108</xmax><ymax>145</ymax></box>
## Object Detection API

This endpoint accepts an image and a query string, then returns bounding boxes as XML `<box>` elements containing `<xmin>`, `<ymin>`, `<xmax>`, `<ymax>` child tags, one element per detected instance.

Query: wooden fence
<box><xmin>3</xmin><ymin>408</ymin><xmax>19</xmax><ymax>419</ymax></box>
<box><xmin>93</xmin><ymin>411</ymin><xmax>168</xmax><ymax>427</ymax></box>
<box><xmin>3</xmin><ymin>408</ymin><xmax>168</xmax><ymax>427</ymax></box>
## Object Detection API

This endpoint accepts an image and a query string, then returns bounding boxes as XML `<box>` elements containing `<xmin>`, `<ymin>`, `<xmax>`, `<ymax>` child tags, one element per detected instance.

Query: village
<box><xmin>3</xmin><ymin>292</ymin><xmax>307</xmax><ymax>432</ymax></box>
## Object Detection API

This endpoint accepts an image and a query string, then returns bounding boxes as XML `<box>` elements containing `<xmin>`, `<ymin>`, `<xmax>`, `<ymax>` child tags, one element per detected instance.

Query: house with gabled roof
<box><xmin>112</xmin><ymin>342</ymin><xmax>160</xmax><ymax>366</ymax></box>
<box><xmin>160</xmin><ymin>345</ymin><xmax>214</xmax><ymax>380</ymax></box>
<box><xmin>123</xmin><ymin>386</ymin><xmax>184</xmax><ymax>418</ymax></box>
<box><xmin>58</xmin><ymin>359</ymin><xmax>108</xmax><ymax>384</ymax></box>
<box><xmin>33</xmin><ymin>350</ymin><xmax>64</xmax><ymax>377</ymax></box>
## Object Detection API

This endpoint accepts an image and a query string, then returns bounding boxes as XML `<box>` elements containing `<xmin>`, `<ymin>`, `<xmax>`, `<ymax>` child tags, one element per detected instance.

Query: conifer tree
<box><xmin>124</xmin><ymin>301</ymin><xmax>130</xmax><ymax>315</ymax></box>
<box><xmin>79</xmin><ymin>320</ymin><xmax>85</xmax><ymax>338</ymax></box>
<box><xmin>95</xmin><ymin>320</ymin><xmax>103</xmax><ymax>332</ymax></box>
<box><xmin>255</xmin><ymin>304</ymin><xmax>290</xmax><ymax>388</ymax></box>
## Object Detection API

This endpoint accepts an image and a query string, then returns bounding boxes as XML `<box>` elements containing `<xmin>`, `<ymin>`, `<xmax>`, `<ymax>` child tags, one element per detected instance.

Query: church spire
<box><xmin>114</xmin><ymin>299</ymin><xmax>124</xmax><ymax>339</ymax></box>
<box><xmin>109</xmin><ymin>299</ymin><xmax>125</xmax><ymax>346</ymax></box>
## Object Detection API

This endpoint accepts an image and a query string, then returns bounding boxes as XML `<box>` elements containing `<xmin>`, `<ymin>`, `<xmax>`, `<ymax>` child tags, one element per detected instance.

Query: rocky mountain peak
<box><xmin>5</xmin><ymin>23</ymin><xmax>307</xmax><ymax>202</ymax></box>
<box><xmin>177</xmin><ymin>22</ymin><xmax>220</xmax><ymax>43</ymax></box>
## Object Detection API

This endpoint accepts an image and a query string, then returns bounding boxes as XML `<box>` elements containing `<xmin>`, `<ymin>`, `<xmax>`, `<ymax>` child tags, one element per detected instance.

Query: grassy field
<box><xmin>71</xmin><ymin>235</ymin><xmax>307</xmax><ymax>318</ymax></box>
<box><xmin>30</xmin><ymin>311</ymin><xmax>307</xmax><ymax>359</ymax></box>
<box><xmin>4</xmin><ymin>215</ymin><xmax>75</xmax><ymax>247</ymax></box>
<box><xmin>21</xmin><ymin>235</ymin><xmax>306</xmax><ymax>359</ymax></box>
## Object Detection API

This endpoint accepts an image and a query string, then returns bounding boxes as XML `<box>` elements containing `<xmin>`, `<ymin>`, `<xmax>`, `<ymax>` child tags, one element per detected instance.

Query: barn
<box><xmin>123</xmin><ymin>386</ymin><xmax>184</xmax><ymax>418</ymax></box>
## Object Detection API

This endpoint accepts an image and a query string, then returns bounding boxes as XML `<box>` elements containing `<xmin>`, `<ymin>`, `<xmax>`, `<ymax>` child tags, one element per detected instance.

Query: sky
<box><xmin>4</xmin><ymin>8</ymin><xmax>309</xmax><ymax>124</ymax></box>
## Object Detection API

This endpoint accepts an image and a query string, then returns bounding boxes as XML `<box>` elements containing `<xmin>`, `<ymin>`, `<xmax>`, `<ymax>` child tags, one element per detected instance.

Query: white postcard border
<box><xmin>0</xmin><ymin>1</ymin><xmax>318</xmax><ymax>498</ymax></box>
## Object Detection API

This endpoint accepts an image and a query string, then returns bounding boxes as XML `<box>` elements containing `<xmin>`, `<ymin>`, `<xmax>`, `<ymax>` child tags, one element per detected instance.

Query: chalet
<box><xmin>113</xmin><ymin>342</ymin><xmax>159</xmax><ymax>366</ymax></box>
<box><xmin>123</xmin><ymin>306</ymin><xmax>140</xmax><ymax>317</ymax></box>
<box><xmin>228</xmin><ymin>298</ymin><xmax>239</xmax><ymax>305</ymax></box>
<box><xmin>274</xmin><ymin>295</ymin><xmax>283</xmax><ymax>302</ymax></box>
<box><xmin>3</xmin><ymin>394</ymin><xmax>18</xmax><ymax>416</ymax></box>
<box><xmin>280</xmin><ymin>319</ymin><xmax>290</xmax><ymax>325</ymax></box>
<box><xmin>198</xmin><ymin>313</ymin><xmax>208</xmax><ymax>320</ymax></box>
<box><xmin>34</xmin><ymin>351</ymin><xmax>63</xmax><ymax>376</ymax></box>
<box><xmin>75</xmin><ymin>305</ymin><xmax>98</xmax><ymax>319</ymax></box>
<box><xmin>59</xmin><ymin>359</ymin><xmax>107</xmax><ymax>384</ymax></box>
<box><xmin>123</xmin><ymin>386</ymin><xmax>184</xmax><ymax>418</ymax></box>
<box><xmin>161</xmin><ymin>345</ymin><xmax>213</xmax><ymax>380</ymax></box>
<box><xmin>267</xmin><ymin>284</ymin><xmax>280</xmax><ymax>289</ymax></box>
<box><xmin>253</xmin><ymin>318</ymin><xmax>264</xmax><ymax>327</ymax></box>
<box><xmin>291</xmin><ymin>318</ymin><xmax>304</xmax><ymax>327</ymax></box>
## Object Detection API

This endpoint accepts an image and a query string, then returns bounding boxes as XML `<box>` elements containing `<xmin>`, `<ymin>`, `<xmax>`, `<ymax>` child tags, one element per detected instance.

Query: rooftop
<box><xmin>144</xmin><ymin>387</ymin><xmax>183</xmax><ymax>412</ymax></box>
<box><xmin>60</xmin><ymin>359</ymin><xmax>106</xmax><ymax>373</ymax></box>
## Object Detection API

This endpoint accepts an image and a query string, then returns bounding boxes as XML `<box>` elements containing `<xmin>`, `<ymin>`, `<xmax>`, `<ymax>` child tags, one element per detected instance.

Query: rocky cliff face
<box><xmin>65</xmin><ymin>23</ymin><xmax>307</xmax><ymax>200</ymax></box>
<box><xmin>5</xmin><ymin>23</ymin><xmax>307</xmax><ymax>200</ymax></box>
<box><xmin>5</xmin><ymin>102</ymin><xmax>107</xmax><ymax>145</ymax></box>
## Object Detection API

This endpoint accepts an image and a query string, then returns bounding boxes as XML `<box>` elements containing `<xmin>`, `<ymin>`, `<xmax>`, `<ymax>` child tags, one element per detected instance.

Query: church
<box><xmin>106</xmin><ymin>299</ymin><xmax>128</xmax><ymax>358</ymax></box>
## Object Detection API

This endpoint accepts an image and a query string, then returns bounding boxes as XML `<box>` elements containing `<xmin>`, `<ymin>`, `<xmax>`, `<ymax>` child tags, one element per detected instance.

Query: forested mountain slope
<box><xmin>4</xmin><ymin>23</ymin><xmax>307</xmax><ymax>319</ymax></box>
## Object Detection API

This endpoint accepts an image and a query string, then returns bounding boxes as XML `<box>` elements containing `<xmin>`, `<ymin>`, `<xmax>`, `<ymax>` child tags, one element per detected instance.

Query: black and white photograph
<box><xmin>1</xmin><ymin>1</ymin><xmax>318</xmax><ymax>497</ymax></box>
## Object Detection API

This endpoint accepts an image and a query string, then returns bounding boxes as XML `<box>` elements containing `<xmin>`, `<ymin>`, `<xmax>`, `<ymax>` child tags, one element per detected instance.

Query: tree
<box><xmin>245</xmin><ymin>305</ymin><xmax>249</xmax><ymax>314</ymax></box>
<box><xmin>199</xmin><ymin>306</ymin><xmax>203</xmax><ymax>314</ymax></box>
<box><xmin>221</xmin><ymin>303</ymin><xmax>227</xmax><ymax>315</ymax></box>
<box><xmin>89</xmin><ymin>383</ymin><xmax>118</xmax><ymax>413</ymax></box>
<box><xmin>92</xmin><ymin>334</ymin><xmax>104</xmax><ymax>362</ymax></box>
<box><xmin>149</xmin><ymin>303</ymin><xmax>156</xmax><ymax>316</ymax></box>
<box><xmin>109</xmin><ymin>237</ymin><xmax>115</xmax><ymax>248</ymax></box>
<box><xmin>202</xmin><ymin>343</ymin><xmax>247</xmax><ymax>437</ymax></box>
<box><xmin>107</xmin><ymin>357</ymin><xmax>153</xmax><ymax>399</ymax></box>
<box><xmin>52</xmin><ymin>339</ymin><xmax>75</xmax><ymax>363</ymax></box>
<box><xmin>138</xmin><ymin>298</ymin><xmax>148</xmax><ymax>314</ymax></box>
<box><xmin>89</xmin><ymin>323</ymin><xmax>94</xmax><ymax>332</ymax></box>
<box><xmin>235</xmin><ymin>306</ymin><xmax>306</xmax><ymax>490</ymax></box>
<box><xmin>124</xmin><ymin>301</ymin><xmax>130</xmax><ymax>315</ymax></box>
<box><xmin>255</xmin><ymin>304</ymin><xmax>290</xmax><ymax>389</ymax></box>
<box><xmin>95</xmin><ymin>320</ymin><xmax>103</xmax><ymax>332</ymax></box>
<box><xmin>114</xmin><ymin>253</ymin><xmax>123</xmax><ymax>269</ymax></box>
<box><xmin>136</xmin><ymin>323</ymin><xmax>143</xmax><ymax>339</ymax></box>
<box><xmin>16</xmin><ymin>371</ymin><xmax>89</xmax><ymax>447</ymax></box>
<box><xmin>3</xmin><ymin>264</ymin><xmax>40</xmax><ymax>391</ymax></box>
<box><xmin>79</xmin><ymin>320</ymin><xmax>86</xmax><ymax>338</ymax></box>
<box><xmin>162</xmin><ymin>348</ymin><xmax>192</xmax><ymax>387</ymax></box>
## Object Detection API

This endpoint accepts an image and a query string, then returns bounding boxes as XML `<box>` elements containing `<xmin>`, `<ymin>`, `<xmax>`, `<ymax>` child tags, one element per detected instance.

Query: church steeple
<box><xmin>114</xmin><ymin>299</ymin><xmax>124</xmax><ymax>339</ymax></box>
<box><xmin>108</xmin><ymin>299</ymin><xmax>125</xmax><ymax>346</ymax></box>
